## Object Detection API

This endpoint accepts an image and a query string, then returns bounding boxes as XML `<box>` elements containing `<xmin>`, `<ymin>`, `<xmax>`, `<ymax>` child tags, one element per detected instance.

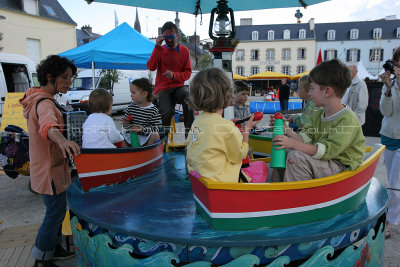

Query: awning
<box><xmin>248</xmin><ymin>71</ymin><xmax>290</xmax><ymax>80</ymax></box>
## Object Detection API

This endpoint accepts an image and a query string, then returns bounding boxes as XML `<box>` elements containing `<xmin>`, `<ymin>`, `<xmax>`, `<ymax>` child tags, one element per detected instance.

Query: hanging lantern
<box><xmin>208</xmin><ymin>0</ymin><xmax>236</xmax><ymax>48</ymax></box>
<box><xmin>295</xmin><ymin>9</ymin><xmax>303</xmax><ymax>23</ymax></box>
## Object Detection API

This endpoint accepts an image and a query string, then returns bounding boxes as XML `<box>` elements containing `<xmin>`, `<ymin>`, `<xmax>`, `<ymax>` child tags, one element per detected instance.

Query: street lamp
<box><xmin>208</xmin><ymin>0</ymin><xmax>236</xmax><ymax>72</ymax></box>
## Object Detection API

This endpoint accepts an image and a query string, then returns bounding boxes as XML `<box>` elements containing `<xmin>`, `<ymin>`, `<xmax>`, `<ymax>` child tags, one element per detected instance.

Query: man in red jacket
<box><xmin>147</xmin><ymin>21</ymin><xmax>194</xmax><ymax>137</ymax></box>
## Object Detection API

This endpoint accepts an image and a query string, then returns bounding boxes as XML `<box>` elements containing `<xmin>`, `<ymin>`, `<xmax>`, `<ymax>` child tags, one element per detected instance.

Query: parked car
<box><xmin>0</xmin><ymin>52</ymin><xmax>38</xmax><ymax>115</ymax></box>
<box><xmin>63</xmin><ymin>69</ymin><xmax>152</xmax><ymax>114</ymax></box>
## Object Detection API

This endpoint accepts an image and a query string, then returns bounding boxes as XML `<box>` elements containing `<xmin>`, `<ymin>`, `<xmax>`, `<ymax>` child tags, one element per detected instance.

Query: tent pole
<box><xmin>92</xmin><ymin>61</ymin><xmax>95</xmax><ymax>89</ymax></box>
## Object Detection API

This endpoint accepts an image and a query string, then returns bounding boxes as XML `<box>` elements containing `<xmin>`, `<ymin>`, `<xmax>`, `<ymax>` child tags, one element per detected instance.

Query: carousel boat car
<box><xmin>73</xmin><ymin>137</ymin><xmax>166</xmax><ymax>191</ymax></box>
<box><xmin>189</xmin><ymin>145</ymin><xmax>385</xmax><ymax>230</ymax></box>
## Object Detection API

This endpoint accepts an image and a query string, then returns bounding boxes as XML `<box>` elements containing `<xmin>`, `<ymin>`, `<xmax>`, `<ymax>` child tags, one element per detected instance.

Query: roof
<box><xmin>0</xmin><ymin>0</ymin><xmax>76</xmax><ymax>25</ymax></box>
<box><xmin>184</xmin><ymin>42</ymin><xmax>207</xmax><ymax>56</ymax></box>
<box><xmin>235</xmin><ymin>23</ymin><xmax>314</xmax><ymax>41</ymax></box>
<box><xmin>315</xmin><ymin>20</ymin><xmax>400</xmax><ymax>41</ymax></box>
<box><xmin>76</xmin><ymin>28</ymin><xmax>102</xmax><ymax>46</ymax></box>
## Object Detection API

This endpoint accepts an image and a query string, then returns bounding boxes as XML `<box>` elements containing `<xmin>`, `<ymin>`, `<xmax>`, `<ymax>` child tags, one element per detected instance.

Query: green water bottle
<box><xmin>130</xmin><ymin>132</ymin><xmax>140</xmax><ymax>147</ymax></box>
<box><xmin>270</xmin><ymin>113</ymin><xmax>286</xmax><ymax>169</ymax></box>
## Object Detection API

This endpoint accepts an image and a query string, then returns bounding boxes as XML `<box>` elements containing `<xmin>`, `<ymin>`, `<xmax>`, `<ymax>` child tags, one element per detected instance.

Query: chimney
<box><xmin>81</xmin><ymin>25</ymin><xmax>93</xmax><ymax>35</ymax></box>
<box><xmin>189</xmin><ymin>35</ymin><xmax>200</xmax><ymax>44</ymax></box>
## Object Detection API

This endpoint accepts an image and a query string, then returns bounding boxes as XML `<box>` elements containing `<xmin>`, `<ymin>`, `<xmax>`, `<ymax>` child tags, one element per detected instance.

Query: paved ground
<box><xmin>0</xmin><ymin>111</ymin><xmax>399</xmax><ymax>266</ymax></box>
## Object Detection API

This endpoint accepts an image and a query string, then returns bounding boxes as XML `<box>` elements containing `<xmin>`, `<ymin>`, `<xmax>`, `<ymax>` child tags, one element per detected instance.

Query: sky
<box><xmin>58</xmin><ymin>0</ymin><xmax>399</xmax><ymax>40</ymax></box>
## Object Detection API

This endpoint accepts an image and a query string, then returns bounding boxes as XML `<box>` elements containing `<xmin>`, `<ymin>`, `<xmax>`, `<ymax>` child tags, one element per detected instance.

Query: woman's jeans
<box><xmin>31</xmin><ymin>191</ymin><xmax>67</xmax><ymax>261</ymax></box>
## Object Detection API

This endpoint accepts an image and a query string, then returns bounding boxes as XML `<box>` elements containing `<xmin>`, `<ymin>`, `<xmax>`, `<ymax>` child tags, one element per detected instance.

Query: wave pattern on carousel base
<box><xmin>71</xmin><ymin>215</ymin><xmax>385</xmax><ymax>266</ymax></box>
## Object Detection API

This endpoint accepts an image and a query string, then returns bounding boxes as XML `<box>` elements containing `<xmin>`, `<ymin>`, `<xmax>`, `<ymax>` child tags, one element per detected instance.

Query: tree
<box><xmin>98</xmin><ymin>69</ymin><xmax>121</xmax><ymax>94</ymax></box>
<box><xmin>197</xmin><ymin>54</ymin><xmax>212</xmax><ymax>70</ymax></box>
<box><xmin>179</xmin><ymin>29</ymin><xmax>188</xmax><ymax>43</ymax></box>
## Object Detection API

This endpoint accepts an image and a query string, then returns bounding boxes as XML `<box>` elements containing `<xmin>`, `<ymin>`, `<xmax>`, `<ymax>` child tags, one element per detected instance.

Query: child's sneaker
<box><xmin>52</xmin><ymin>245</ymin><xmax>75</xmax><ymax>261</ymax></box>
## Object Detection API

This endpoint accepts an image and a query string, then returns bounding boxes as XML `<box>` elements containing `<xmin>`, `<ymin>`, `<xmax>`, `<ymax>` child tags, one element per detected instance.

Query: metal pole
<box><xmin>92</xmin><ymin>61</ymin><xmax>95</xmax><ymax>89</ymax></box>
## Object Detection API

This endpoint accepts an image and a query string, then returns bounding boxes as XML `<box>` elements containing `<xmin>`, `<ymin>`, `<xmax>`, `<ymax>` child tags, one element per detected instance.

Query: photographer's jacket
<box><xmin>380</xmin><ymin>82</ymin><xmax>400</xmax><ymax>139</ymax></box>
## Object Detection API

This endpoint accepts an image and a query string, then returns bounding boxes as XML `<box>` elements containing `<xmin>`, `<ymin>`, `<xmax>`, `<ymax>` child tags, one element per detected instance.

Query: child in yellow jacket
<box><xmin>186</xmin><ymin>68</ymin><xmax>260</xmax><ymax>183</ymax></box>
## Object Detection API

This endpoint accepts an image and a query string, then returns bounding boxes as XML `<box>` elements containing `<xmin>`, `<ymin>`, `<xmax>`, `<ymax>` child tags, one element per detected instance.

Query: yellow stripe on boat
<box><xmin>196</xmin><ymin>145</ymin><xmax>385</xmax><ymax>191</ymax></box>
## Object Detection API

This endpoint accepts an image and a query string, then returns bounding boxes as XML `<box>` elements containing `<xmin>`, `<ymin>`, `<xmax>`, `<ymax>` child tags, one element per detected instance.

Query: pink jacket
<box><xmin>20</xmin><ymin>88</ymin><xmax>70</xmax><ymax>195</ymax></box>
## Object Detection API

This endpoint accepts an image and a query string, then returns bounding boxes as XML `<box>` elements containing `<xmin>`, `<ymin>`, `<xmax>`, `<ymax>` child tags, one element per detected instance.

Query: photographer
<box><xmin>379</xmin><ymin>46</ymin><xmax>400</xmax><ymax>238</ymax></box>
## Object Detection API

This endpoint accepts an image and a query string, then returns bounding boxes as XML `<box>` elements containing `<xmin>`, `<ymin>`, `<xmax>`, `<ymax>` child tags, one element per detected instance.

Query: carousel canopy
<box><xmin>85</xmin><ymin>0</ymin><xmax>330</xmax><ymax>14</ymax></box>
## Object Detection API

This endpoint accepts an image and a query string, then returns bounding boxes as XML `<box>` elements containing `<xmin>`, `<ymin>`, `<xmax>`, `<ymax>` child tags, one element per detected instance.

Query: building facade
<box><xmin>315</xmin><ymin>19</ymin><xmax>400</xmax><ymax>76</ymax></box>
<box><xmin>233</xmin><ymin>19</ymin><xmax>316</xmax><ymax>77</ymax></box>
<box><xmin>233</xmin><ymin>17</ymin><xmax>400</xmax><ymax>77</ymax></box>
<box><xmin>0</xmin><ymin>0</ymin><xmax>76</xmax><ymax>64</ymax></box>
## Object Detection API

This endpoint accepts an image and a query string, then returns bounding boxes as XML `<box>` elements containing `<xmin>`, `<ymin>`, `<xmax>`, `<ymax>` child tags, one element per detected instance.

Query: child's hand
<box><xmin>270</xmin><ymin>114</ymin><xmax>290</xmax><ymax>132</ymax></box>
<box><xmin>130</xmin><ymin>125</ymin><xmax>142</xmax><ymax>133</ymax></box>
<box><xmin>121</xmin><ymin>115</ymin><xmax>133</xmax><ymax>124</ymax></box>
<box><xmin>272</xmin><ymin>135</ymin><xmax>297</xmax><ymax>150</ymax></box>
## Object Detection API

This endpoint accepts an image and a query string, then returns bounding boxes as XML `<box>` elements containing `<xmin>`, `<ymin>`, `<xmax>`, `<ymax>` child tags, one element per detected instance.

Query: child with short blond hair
<box><xmin>290</xmin><ymin>74</ymin><xmax>319</xmax><ymax>130</ymax></box>
<box><xmin>82</xmin><ymin>89</ymin><xmax>124</xmax><ymax>148</ymax></box>
<box><xmin>186</xmin><ymin>68</ymin><xmax>260</xmax><ymax>183</ymax></box>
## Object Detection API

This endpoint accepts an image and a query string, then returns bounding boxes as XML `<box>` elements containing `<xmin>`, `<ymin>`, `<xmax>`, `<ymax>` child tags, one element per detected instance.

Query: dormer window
<box><xmin>327</xmin><ymin>30</ymin><xmax>336</xmax><ymax>40</ymax></box>
<box><xmin>298</xmin><ymin>29</ymin><xmax>306</xmax><ymax>39</ymax></box>
<box><xmin>350</xmin><ymin>29</ymin><xmax>359</xmax><ymax>40</ymax></box>
<box><xmin>283</xmin><ymin>29</ymin><xmax>290</xmax><ymax>39</ymax></box>
<box><xmin>252</xmin><ymin>31</ymin><xmax>259</xmax><ymax>40</ymax></box>
<box><xmin>373</xmin><ymin>28</ymin><xmax>382</xmax><ymax>39</ymax></box>
<box><xmin>268</xmin><ymin>30</ymin><xmax>274</xmax><ymax>40</ymax></box>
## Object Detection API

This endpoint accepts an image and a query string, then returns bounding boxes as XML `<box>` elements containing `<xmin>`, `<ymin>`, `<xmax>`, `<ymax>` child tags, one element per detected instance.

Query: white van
<box><xmin>64</xmin><ymin>69</ymin><xmax>152</xmax><ymax>113</ymax></box>
<box><xmin>0</xmin><ymin>52</ymin><xmax>38</xmax><ymax>115</ymax></box>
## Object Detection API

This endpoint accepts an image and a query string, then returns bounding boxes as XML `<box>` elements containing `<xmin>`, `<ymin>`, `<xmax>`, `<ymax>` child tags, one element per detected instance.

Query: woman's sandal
<box><xmin>385</xmin><ymin>230</ymin><xmax>391</xmax><ymax>239</ymax></box>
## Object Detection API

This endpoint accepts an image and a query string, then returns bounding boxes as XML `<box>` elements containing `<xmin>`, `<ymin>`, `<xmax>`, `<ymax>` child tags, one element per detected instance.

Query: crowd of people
<box><xmin>16</xmin><ymin>18</ymin><xmax>399</xmax><ymax>265</ymax></box>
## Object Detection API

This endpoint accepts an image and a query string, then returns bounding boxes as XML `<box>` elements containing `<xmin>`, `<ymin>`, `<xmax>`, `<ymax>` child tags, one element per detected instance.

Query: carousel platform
<box><xmin>67</xmin><ymin>151</ymin><xmax>388</xmax><ymax>266</ymax></box>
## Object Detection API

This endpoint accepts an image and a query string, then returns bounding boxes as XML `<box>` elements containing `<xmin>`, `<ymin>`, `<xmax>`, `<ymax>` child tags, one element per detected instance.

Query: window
<box><xmin>369</xmin><ymin>48</ymin><xmax>383</xmax><ymax>62</ymax></box>
<box><xmin>43</xmin><ymin>5</ymin><xmax>57</xmax><ymax>16</ymax></box>
<box><xmin>251</xmin><ymin>50</ymin><xmax>259</xmax><ymax>61</ymax></box>
<box><xmin>266</xmin><ymin>49</ymin><xmax>275</xmax><ymax>60</ymax></box>
<box><xmin>252</xmin><ymin>31</ymin><xmax>259</xmax><ymax>40</ymax></box>
<box><xmin>282</xmin><ymin>48</ymin><xmax>290</xmax><ymax>60</ymax></box>
<box><xmin>251</xmin><ymin>67</ymin><xmax>259</xmax><ymax>75</ymax></box>
<box><xmin>297</xmin><ymin>48</ymin><xmax>306</xmax><ymax>60</ymax></box>
<box><xmin>324</xmin><ymin>49</ymin><xmax>337</xmax><ymax>60</ymax></box>
<box><xmin>236</xmin><ymin>50</ymin><xmax>244</xmax><ymax>61</ymax></box>
<box><xmin>297</xmin><ymin>66</ymin><xmax>305</xmax><ymax>74</ymax></box>
<box><xmin>282</xmin><ymin>66</ymin><xmax>290</xmax><ymax>75</ymax></box>
<box><xmin>236</xmin><ymin>66</ymin><xmax>244</xmax><ymax>76</ymax></box>
<box><xmin>299</xmin><ymin>29</ymin><xmax>306</xmax><ymax>39</ymax></box>
<box><xmin>267</xmin><ymin>30</ymin><xmax>275</xmax><ymax>40</ymax></box>
<box><xmin>373</xmin><ymin>28</ymin><xmax>382</xmax><ymax>39</ymax></box>
<box><xmin>347</xmin><ymin>48</ymin><xmax>360</xmax><ymax>62</ymax></box>
<box><xmin>350</xmin><ymin>29</ymin><xmax>359</xmax><ymax>40</ymax></box>
<box><xmin>396</xmin><ymin>28</ymin><xmax>400</xmax><ymax>38</ymax></box>
<box><xmin>267</xmin><ymin>66</ymin><xmax>274</xmax><ymax>72</ymax></box>
<box><xmin>283</xmin><ymin>29</ymin><xmax>290</xmax><ymax>39</ymax></box>
<box><xmin>327</xmin><ymin>30</ymin><xmax>336</xmax><ymax>40</ymax></box>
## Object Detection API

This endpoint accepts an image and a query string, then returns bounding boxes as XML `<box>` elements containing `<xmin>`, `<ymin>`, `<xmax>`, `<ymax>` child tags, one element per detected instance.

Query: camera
<box><xmin>383</xmin><ymin>59</ymin><xmax>395</xmax><ymax>74</ymax></box>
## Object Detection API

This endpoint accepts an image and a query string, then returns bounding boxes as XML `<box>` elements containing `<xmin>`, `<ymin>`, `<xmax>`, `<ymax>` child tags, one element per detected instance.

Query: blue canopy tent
<box><xmin>60</xmin><ymin>22</ymin><xmax>155</xmax><ymax>70</ymax></box>
<box><xmin>59</xmin><ymin>22</ymin><xmax>155</xmax><ymax>88</ymax></box>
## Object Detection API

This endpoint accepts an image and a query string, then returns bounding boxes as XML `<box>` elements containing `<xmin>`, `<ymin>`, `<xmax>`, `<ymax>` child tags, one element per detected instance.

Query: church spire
<box><xmin>134</xmin><ymin>7</ymin><xmax>141</xmax><ymax>33</ymax></box>
<box><xmin>174</xmin><ymin>11</ymin><xmax>180</xmax><ymax>30</ymax></box>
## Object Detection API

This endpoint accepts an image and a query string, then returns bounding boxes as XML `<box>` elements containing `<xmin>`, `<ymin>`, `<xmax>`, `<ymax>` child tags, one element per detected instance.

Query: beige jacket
<box><xmin>20</xmin><ymin>87</ymin><xmax>71</xmax><ymax>195</ymax></box>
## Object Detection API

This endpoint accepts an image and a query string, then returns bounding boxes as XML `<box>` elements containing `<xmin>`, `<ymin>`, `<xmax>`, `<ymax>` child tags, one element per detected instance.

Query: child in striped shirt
<box><xmin>121</xmin><ymin>78</ymin><xmax>162</xmax><ymax>146</ymax></box>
